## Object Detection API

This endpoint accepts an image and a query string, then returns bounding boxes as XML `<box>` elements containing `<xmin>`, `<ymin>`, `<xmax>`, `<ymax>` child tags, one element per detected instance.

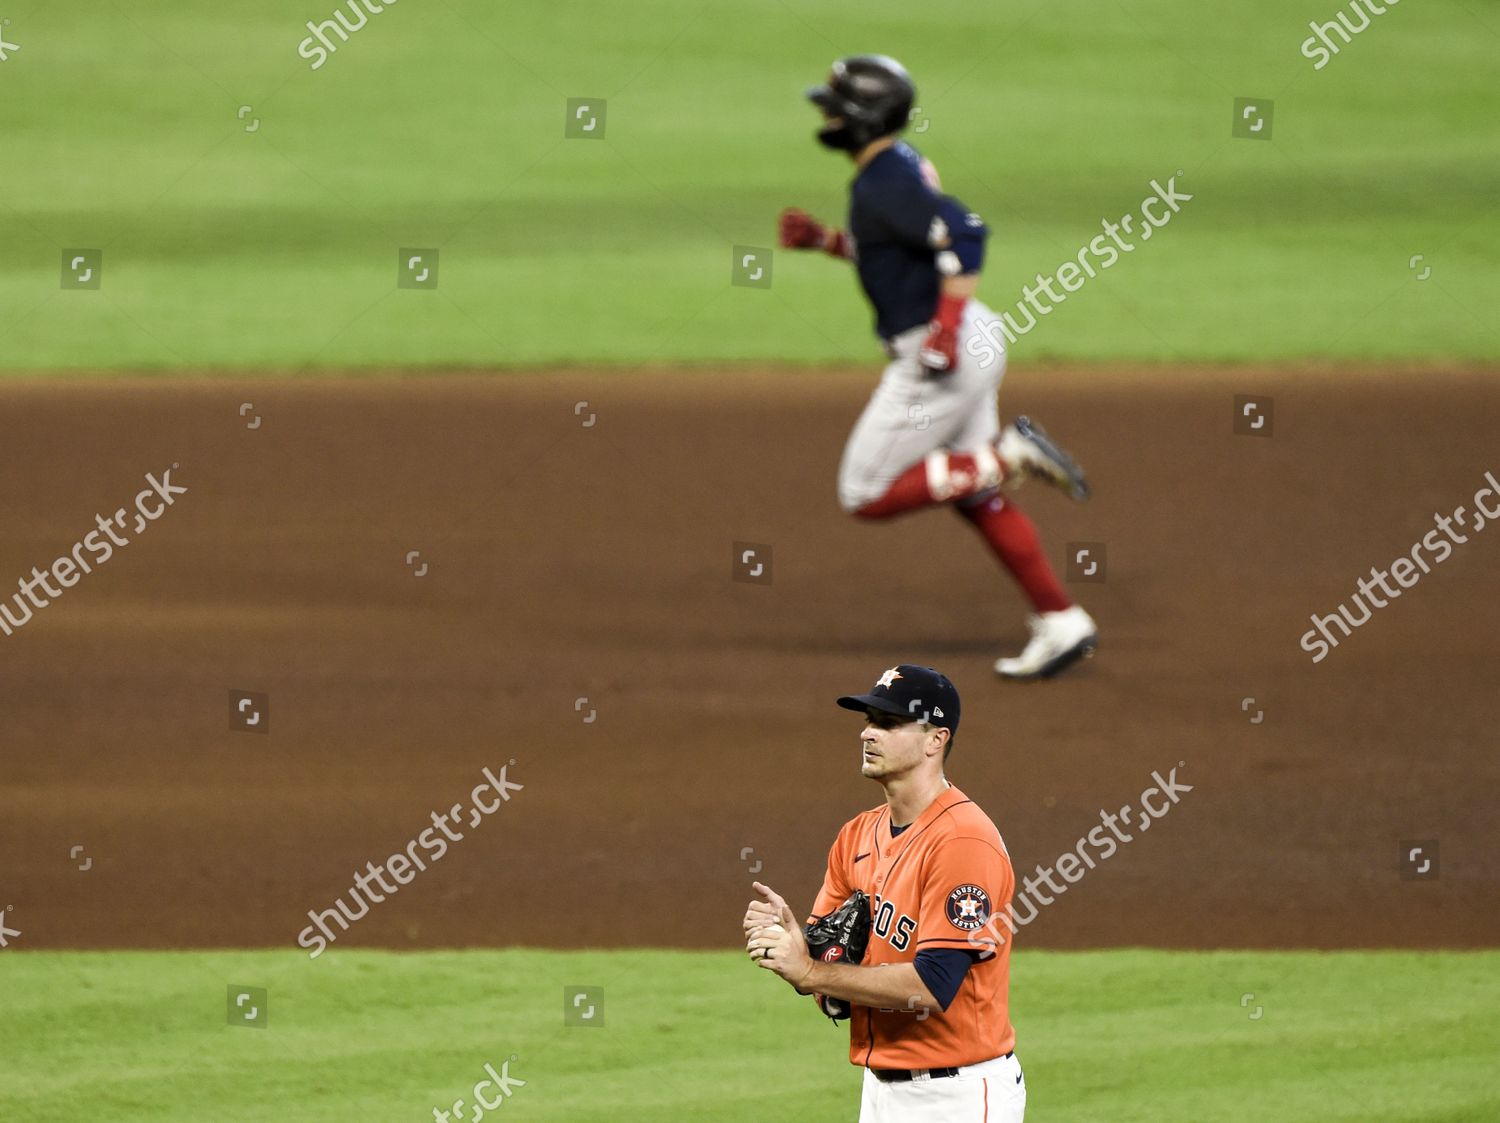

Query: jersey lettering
<box><xmin>871</xmin><ymin>895</ymin><xmax>917</xmax><ymax>951</ymax></box>
<box><xmin>891</xmin><ymin>913</ymin><xmax>916</xmax><ymax>951</ymax></box>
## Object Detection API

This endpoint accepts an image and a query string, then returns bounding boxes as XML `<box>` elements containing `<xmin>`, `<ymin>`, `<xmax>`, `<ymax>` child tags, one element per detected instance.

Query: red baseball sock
<box><xmin>855</xmin><ymin>449</ymin><xmax>1004</xmax><ymax>519</ymax></box>
<box><xmin>956</xmin><ymin>493</ymin><xmax>1072</xmax><ymax>613</ymax></box>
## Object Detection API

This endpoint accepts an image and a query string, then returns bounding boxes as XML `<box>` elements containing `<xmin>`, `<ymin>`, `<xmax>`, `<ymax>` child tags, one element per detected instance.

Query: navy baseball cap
<box><xmin>836</xmin><ymin>665</ymin><xmax>960</xmax><ymax>734</ymax></box>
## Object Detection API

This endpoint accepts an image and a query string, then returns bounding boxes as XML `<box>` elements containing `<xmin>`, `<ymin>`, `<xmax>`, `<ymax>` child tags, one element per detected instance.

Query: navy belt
<box><xmin>872</xmin><ymin>1052</ymin><xmax>1012</xmax><ymax>1083</ymax></box>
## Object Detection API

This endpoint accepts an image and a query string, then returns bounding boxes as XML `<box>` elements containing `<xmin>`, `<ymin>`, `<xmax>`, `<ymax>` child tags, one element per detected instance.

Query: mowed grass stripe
<box><xmin>3</xmin><ymin>949</ymin><xmax>1498</xmax><ymax>1121</ymax></box>
<box><xmin>1</xmin><ymin>0</ymin><xmax>1497</xmax><ymax>369</ymax></box>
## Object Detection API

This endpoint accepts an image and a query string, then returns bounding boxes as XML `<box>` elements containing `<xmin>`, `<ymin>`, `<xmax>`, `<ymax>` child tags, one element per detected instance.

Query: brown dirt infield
<box><xmin>2</xmin><ymin>365</ymin><xmax>1497</xmax><ymax>951</ymax></box>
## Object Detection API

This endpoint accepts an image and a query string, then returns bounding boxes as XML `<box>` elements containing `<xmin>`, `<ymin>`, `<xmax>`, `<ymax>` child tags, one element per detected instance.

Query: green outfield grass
<box><xmin>0</xmin><ymin>0</ymin><xmax>1496</xmax><ymax>371</ymax></box>
<box><xmin>3</xmin><ymin>949</ymin><xmax>1498</xmax><ymax>1121</ymax></box>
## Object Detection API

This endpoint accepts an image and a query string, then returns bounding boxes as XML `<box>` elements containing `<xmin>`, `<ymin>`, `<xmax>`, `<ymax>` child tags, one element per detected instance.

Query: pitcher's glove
<box><xmin>803</xmin><ymin>890</ymin><xmax>870</xmax><ymax>1021</ymax></box>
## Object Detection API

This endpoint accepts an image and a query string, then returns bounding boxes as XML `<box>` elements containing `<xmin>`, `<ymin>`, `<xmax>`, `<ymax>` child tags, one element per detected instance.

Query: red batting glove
<box><xmin>779</xmin><ymin>208</ymin><xmax>827</xmax><ymax>249</ymax></box>
<box><xmin>779</xmin><ymin>208</ymin><xmax>851</xmax><ymax>258</ymax></box>
<box><xmin>919</xmin><ymin>293</ymin><xmax>967</xmax><ymax>373</ymax></box>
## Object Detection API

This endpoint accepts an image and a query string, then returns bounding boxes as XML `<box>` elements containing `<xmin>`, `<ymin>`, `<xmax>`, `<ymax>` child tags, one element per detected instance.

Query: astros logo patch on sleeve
<box><xmin>946</xmin><ymin>884</ymin><xmax>990</xmax><ymax>931</ymax></box>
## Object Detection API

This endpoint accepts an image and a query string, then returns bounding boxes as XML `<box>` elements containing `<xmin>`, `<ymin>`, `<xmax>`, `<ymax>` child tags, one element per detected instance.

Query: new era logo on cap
<box><xmin>837</xmin><ymin>664</ymin><xmax>960</xmax><ymax>734</ymax></box>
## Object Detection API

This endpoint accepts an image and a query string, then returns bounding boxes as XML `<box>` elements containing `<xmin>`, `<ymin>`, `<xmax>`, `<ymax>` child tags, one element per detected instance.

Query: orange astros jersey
<box><xmin>808</xmin><ymin>782</ymin><xmax>1015</xmax><ymax>1070</ymax></box>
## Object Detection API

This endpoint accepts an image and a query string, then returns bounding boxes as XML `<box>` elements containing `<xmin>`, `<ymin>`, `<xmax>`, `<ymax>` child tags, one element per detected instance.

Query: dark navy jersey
<box><xmin>847</xmin><ymin>142</ymin><xmax>989</xmax><ymax>340</ymax></box>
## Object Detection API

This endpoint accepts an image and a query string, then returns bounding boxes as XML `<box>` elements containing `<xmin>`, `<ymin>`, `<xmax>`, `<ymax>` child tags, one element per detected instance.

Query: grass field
<box><xmin>2</xmin><ymin>0</ymin><xmax>1497</xmax><ymax>370</ymax></box>
<box><xmin>4</xmin><ymin>949</ymin><xmax>1499</xmax><ymax>1121</ymax></box>
<box><xmin>4</xmin><ymin>3</ymin><xmax>1496</xmax><ymax>1120</ymax></box>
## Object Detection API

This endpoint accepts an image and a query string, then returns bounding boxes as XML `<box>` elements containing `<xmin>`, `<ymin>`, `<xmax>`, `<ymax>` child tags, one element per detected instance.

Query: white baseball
<box><xmin>765</xmin><ymin>923</ymin><xmax>785</xmax><ymax>935</ymax></box>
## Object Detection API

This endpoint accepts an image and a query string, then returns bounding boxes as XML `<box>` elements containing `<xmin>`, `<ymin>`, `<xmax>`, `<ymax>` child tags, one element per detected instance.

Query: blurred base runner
<box><xmin>784</xmin><ymin>53</ymin><xmax>1097</xmax><ymax>681</ymax></box>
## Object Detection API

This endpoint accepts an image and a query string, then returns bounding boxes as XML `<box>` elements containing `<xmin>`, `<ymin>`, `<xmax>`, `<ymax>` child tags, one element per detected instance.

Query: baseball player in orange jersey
<box><xmin>744</xmin><ymin>665</ymin><xmax>1024</xmax><ymax>1122</ymax></box>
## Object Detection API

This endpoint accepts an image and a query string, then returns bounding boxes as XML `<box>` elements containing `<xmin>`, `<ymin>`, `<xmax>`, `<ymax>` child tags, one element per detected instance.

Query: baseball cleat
<box><xmin>997</xmin><ymin>416</ymin><xmax>1090</xmax><ymax>501</ymax></box>
<box><xmin>994</xmin><ymin>606</ymin><xmax>1098</xmax><ymax>681</ymax></box>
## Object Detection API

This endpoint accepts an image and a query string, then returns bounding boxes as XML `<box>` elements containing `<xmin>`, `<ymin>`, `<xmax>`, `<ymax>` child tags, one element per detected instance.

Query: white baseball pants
<box><xmin>836</xmin><ymin>300</ymin><xmax>1007</xmax><ymax>514</ymax></box>
<box><xmin>858</xmin><ymin>1052</ymin><xmax>1026</xmax><ymax>1123</ymax></box>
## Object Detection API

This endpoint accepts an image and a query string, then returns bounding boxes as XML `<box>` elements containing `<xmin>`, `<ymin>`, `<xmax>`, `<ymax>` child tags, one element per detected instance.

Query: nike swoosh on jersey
<box><xmin>853</xmin><ymin>852</ymin><xmax>871</xmax><ymax>863</ymax></box>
